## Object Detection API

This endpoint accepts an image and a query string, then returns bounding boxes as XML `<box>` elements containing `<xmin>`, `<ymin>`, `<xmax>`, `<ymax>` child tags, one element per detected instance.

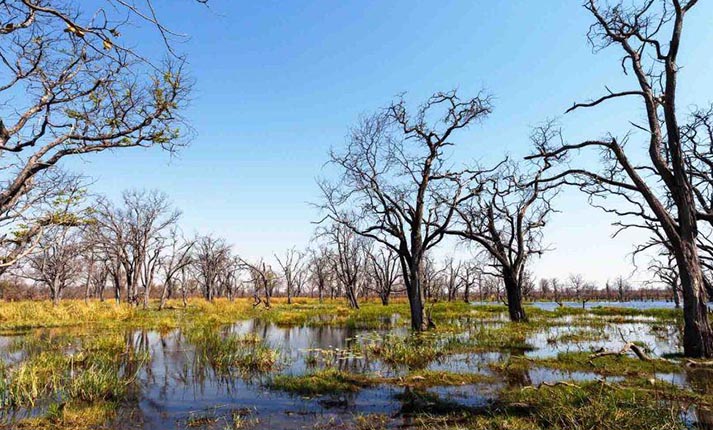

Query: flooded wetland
<box><xmin>0</xmin><ymin>299</ymin><xmax>711</xmax><ymax>430</ymax></box>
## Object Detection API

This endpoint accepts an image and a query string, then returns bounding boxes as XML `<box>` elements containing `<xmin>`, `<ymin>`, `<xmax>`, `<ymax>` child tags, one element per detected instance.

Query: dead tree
<box><xmin>614</xmin><ymin>276</ymin><xmax>631</xmax><ymax>303</ymax></box>
<box><xmin>307</xmin><ymin>247</ymin><xmax>332</xmax><ymax>303</ymax></box>
<box><xmin>24</xmin><ymin>227</ymin><xmax>82</xmax><ymax>305</ymax></box>
<box><xmin>194</xmin><ymin>234</ymin><xmax>231</xmax><ymax>302</ymax></box>
<box><xmin>459</xmin><ymin>260</ymin><xmax>482</xmax><ymax>303</ymax></box>
<box><xmin>319</xmin><ymin>90</ymin><xmax>492</xmax><ymax>330</ymax></box>
<box><xmin>569</xmin><ymin>274</ymin><xmax>588</xmax><ymax>308</ymax></box>
<box><xmin>241</xmin><ymin>258</ymin><xmax>276</xmax><ymax>308</ymax></box>
<box><xmin>551</xmin><ymin>278</ymin><xmax>564</xmax><ymax>306</ymax></box>
<box><xmin>92</xmin><ymin>190</ymin><xmax>179</xmax><ymax>307</ymax></box>
<box><xmin>526</xmin><ymin>0</ymin><xmax>713</xmax><ymax>358</ymax></box>
<box><xmin>158</xmin><ymin>228</ymin><xmax>194</xmax><ymax>310</ymax></box>
<box><xmin>443</xmin><ymin>258</ymin><xmax>463</xmax><ymax>302</ymax></box>
<box><xmin>649</xmin><ymin>253</ymin><xmax>681</xmax><ymax>308</ymax></box>
<box><xmin>447</xmin><ymin>160</ymin><xmax>554</xmax><ymax>322</ymax></box>
<box><xmin>275</xmin><ymin>247</ymin><xmax>305</xmax><ymax>305</ymax></box>
<box><xmin>323</xmin><ymin>223</ymin><xmax>363</xmax><ymax>309</ymax></box>
<box><xmin>366</xmin><ymin>246</ymin><xmax>401</xmax><ymax>305</ymax></box>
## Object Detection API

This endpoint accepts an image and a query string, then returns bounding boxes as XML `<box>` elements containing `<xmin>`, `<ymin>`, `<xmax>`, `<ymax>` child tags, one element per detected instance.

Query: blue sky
<box><xmin>66</xmin><ymin>1</ymin><xmax>713</xmax><ymax>285</ymax></box>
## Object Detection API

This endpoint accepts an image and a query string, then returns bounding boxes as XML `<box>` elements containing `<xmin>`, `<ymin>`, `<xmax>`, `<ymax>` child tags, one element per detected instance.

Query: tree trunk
<box><xmin>676</xmin><ymin>241</ymin><xmax>713</xmax><ymax>358</ymax></box>
<box><xmin>672</xmin><ymin>283</ymin><xmax>681</xmax><ymax>309</ymax></box>
<box><xmin>504</xmin><ymin>271</ymin><xmax>527</xmax><ymax>322</ymax></box>
<box><xmin>50</xmin><ymin>285</ymin><xmax>60</xmax><ymax>306</ymax></box>
<box><xmin>380</xmin><ymin>292</ymin><xmax>389</xmax><ymax>306</ymax></box>
<box><xmin>345</xmin><ymin>283</ymin><xmax>359</xmax><ymax>309</ymax></box>
<box><xmin>407</xmin><ymin>260</ymin><xmax>426</xmax><ymax>331</ymax></box>
<box><xmin>159</xmin><ymin>279</ymin><xmax>171</xmax><ymax>311</ymax></box>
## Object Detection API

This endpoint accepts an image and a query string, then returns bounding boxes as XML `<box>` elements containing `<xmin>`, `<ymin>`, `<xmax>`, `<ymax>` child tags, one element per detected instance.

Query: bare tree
<box><xmin>194</xmin><ymin>234</ymin><xmax>231</xmax><ymax>302</ymax></box>
<box><xmin>321</xmin><ymin>222</ymin><xmax>364</xmax><ymax>309</ymax></box>
<box><xmin>91</xmin><ymin>190</ymin><xmax>179</xmax><ymax>307</ymax></box>
<box><xmin>320</xmin><ymin>90</ymin><xmax>492</xmax><ymax>330</ymax></box>
<box><xmin>527</xmin><ymin>0</ymin><xmax>713</xmax><ymax>357</ymax></box>
<box><xmin>158</xmin><ymin>228</ymin><xmax>194</xmax><ymax>310</ymax></box>
<box><xmin>550</xmin><ymin>278</ymin><xmax>564</xmax><ymax>306</ymax></box>
<box><xmin>614</xmin><ymin>276</ymin><xmax>631</xmax><ymax>303</ymax></box>
<box><xmin>447</xmin><ymin>159</ymin><xmax>555</xmax><ymax>322</ymax></box>
<box><xmin>366</xmin><ymin>246</ymin><xmax>401</xmax><ymax>305</ymax></box>
<box><xmin>459</xmin><ymin>260</ymin><xmax>483</xmax><ymax>303</ymax></box>
<box><xmin>307</xmin><ymin>246</ymin><xmax>332</xmax><ymax>303</ymax></box>
<box><xmin>331</xmin><ymin>224</ymin><xmax>363</xmax><ymax>309</ymax></box>
<box><xmin>421</xmin><ymin>254</ymin><xmax>445</xmax><ymax>302</ymax></box>
<box><xmin>648</xmin><ymin>253</ymin><xmax>681</xmax><ymax>308</ymax></box>
<box><xmin>24</xmin><ymin>226</ymin><xmax>82</xmax><ymax>305</ymax></box>
<box><xmin>443</xmin><ymin>258</ymin><xmax>463</xmax><ymax>302</ymax></box>
<box><xmin>568</xmin><ymin>273</ymin><xmax>589</xmax><ymax>308</ymax></box>
<box><xmin>241</xmin><ymin>258</ymin><xmax>276</xmax><ymax>308</ymax></box>
<box><xmin>275</xmin><ymin>247</ymin><xmax>305</xmax><ymax>305</ymax></box>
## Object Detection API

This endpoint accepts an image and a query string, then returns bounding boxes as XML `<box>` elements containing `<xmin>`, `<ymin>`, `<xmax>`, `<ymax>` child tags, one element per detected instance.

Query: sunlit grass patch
<box><xmin>493</xmin><ymin>351</ymin><xmax>682</xmax><ymax>377</ymax></box>
<box><xmin>268</xmin><ymin>368</ymin><xmax>377</xmax><ymax>396</ymax></box>
<box><xmin>11</xmin><ymin>401</ymin><xmax>117</xmax><ymax>430</ymax></box>
<box><xmin>362</xmin><ymin>332</ymin><xmax>443</xmax><ymax>370</ymax></box>
<box><xmin>500</xmin><ymin>380</ymin><xmax>686</xmax><ymax>430</ymax></box>
<box><xmin>399</xmin><ymin>370</ymin><xmax>496</xmax><ymax>388</ymax></box>
<box><xmin>447</xmin><ymin>323</ymin><xmax>535</xmax><ymax>353</ymax></box>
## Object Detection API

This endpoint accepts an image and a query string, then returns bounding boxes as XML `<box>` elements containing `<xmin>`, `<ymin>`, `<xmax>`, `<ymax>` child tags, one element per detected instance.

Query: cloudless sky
<box><xmin>66</xmin><ymin>1</ymin><xmax>713</xmax><ymax>286</ymax></box>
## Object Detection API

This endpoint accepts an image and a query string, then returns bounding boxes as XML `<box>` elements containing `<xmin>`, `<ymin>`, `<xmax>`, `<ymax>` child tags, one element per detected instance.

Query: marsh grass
<box><xmin>0</xmin><ymin>331</ymin><xmax>147</xmax><ymax>409</ymax></box>
<box><xmin>491</xmin><ymin>351</ymin><xmax>682</xmax><ymax>377</ymax></box>
<box><xmin>500</xmin><ymin>381</ymin><xmax>686</xmax><ymax>430</ymax></box>
<box><xmin>9</xmin><ymin>401</ymin><xmax>118</xmax><ymax>430</ymax></box>
<box><xmin>185</xmin><ymin>325</ymin><xmax>278</xmax><ymax>375</ymax></box>
<box><xmin>362</xmin><ymin>332</ymin><xmax>443</xmax><ymax>370</ymax></box>
<box><xmin>268</xmin><ymin>368</ymin><xmax>377</xmax><ymax>396</ymax></box>
<box><xmin>0</xmin><ymin>298</ymin><xmax>694</xmax><ymax>430</ymax></box>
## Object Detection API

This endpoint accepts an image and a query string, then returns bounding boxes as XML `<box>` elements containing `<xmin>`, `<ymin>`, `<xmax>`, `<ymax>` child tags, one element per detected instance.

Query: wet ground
<box><xmin>0</xmin><ymin>301</ymin><xmax>707</xmax><ymax>429</ymax></box>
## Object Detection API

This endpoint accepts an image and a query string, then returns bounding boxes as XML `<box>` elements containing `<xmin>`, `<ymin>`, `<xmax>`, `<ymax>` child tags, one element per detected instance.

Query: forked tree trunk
<box><xmin>380</xmin><ymin>292</ymin><xmax>389</xmax><ymax>306</ymax></box>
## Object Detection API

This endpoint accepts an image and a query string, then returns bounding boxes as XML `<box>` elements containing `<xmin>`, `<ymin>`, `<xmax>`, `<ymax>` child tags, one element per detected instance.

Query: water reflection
<box><xmin>0</xmin><ymin>304</ymin><xmax>706</xmax><ymax>429</ymax></box>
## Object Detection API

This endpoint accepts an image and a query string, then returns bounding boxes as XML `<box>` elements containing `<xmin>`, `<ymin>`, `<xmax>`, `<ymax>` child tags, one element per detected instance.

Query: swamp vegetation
<box><xmin>0</xmin><ymin>298</ymin><xmax>711</xmax><ymax>430</ymax></box>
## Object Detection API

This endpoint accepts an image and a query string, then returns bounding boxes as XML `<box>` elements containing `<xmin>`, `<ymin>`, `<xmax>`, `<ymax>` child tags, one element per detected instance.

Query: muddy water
<box><xmin>0</xmin><ymin>303</ymin><xmax>702</xmax><ymax>429</ymax></box>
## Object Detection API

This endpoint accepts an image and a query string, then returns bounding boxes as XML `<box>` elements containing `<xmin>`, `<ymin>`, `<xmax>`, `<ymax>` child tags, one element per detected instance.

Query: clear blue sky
<box><xmin>67</xmin><ymin>1</ymin><xmax>713</xmax><ymax>285</ymax></box>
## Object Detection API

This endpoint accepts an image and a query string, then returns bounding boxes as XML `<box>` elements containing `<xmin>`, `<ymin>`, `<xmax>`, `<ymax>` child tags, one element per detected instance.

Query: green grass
<box><xmin>491</xmin><ymin>351</ymin><xmax>682</xmax><ymax>377</ymax></box>
<box><xmin>185</xmin><ymin>325</ymin><xmax>278</xmax><ymax>375</ymax></box>
<box><xmin>0</xmin><ymin>297</ymin><xmax>692</xmax><ymax>430</ymax></box>
<box><xmin>0</xmin><ymin>331</ymin><xmax>147</xmax><ymax>409</ymax></box>
<box><xmin>499</xmin><ymin>380</ymin><xmax>686</xmax><ymax>430</ymax></box>
<box><xmin>268</xmin><ymin>368</ymin><xmax>377</xmax><ymax>396</ymax></box>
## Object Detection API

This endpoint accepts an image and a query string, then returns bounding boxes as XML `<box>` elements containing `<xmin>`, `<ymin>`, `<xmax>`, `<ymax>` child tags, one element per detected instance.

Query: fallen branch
<box><xmin>590</xmin><ymin>342</ymin><xmax>652</xmax><ymax>362</ymax></box>
<box><xmin>684</xmin><ymin>359</ymin><xmax>713</xmax><ymax>368</ymax></box>
<box><xmin>523</xmin><ymin>381</ymin><xmax>580</xmax><ymax>390</ymax></box>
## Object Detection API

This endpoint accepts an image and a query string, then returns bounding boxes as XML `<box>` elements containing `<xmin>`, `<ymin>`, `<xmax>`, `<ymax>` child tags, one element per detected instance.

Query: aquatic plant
<box><xmin>186</xmin><ymin>326</ymin><xmax>278</xmax><ymax>375</ymax></box>
<box><xmin>268</xmin><ymin>368</ymin><xmax>377</xmax><ymax>396</ymax></box>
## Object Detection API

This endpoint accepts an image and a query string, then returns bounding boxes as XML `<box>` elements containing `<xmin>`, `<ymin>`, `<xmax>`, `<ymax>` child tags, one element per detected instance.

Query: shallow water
<box><xmin>528</xmin><ymin>300</ymin><xmax>682</xmax><ymax>311</ymax></box>
<box><xmin>0</xmin><ymin>302</ymin><xmax>705</xmax><ymax>429</ymax></box>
